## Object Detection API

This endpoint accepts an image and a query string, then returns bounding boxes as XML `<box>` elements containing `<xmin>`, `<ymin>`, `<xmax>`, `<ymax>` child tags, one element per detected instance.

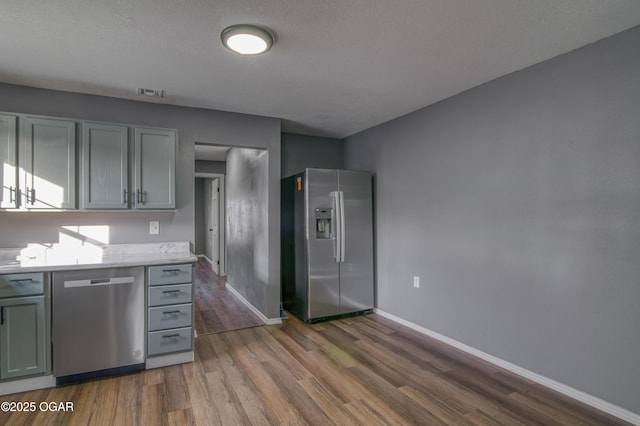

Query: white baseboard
<box><xmin>0</xmin><ymin>375</ymin><xmax>56</xmax><ymax>396</ymax></box>
<box><xmin>374</xmin><ymin>309</ymin><xmax>640</xmax><ymax>425</ymax></box>
<box><xmin>197</xmin><ymin>254</ymin><xmax>213</xmax><ymax>264</ymax></box>
<box><xmin>225</xmin><ymin>282</ymin><xmax>282</xmax><ymax>325</ymax></box>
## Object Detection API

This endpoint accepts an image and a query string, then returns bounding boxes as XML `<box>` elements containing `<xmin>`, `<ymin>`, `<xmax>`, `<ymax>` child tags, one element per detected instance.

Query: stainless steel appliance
<box><xmin>52</xmin><ymin>267</ymin><xmax>145</xmax><ymax>383</ymax></box>
<box><xmin>282</xmin><ymin>168</ymin><xmax>374</xmax><ymax>322</ymax></box>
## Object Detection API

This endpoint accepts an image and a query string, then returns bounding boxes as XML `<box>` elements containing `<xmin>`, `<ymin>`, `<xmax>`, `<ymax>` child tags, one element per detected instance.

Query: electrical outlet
<box><xmin>149</xmin><ymin>221</ymin><xmax>160</xmax><ymax>235</ymax></box>
<box><xmin>413</xmin><ymin>276</ymin><xmax>420</xmax><ymax>288</ymax></box>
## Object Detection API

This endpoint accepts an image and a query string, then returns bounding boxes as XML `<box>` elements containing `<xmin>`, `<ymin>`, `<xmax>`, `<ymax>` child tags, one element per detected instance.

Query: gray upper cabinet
<box><xmin>81</xmin><ymin>122</ymin><xmax>128</xmax><ymax>209</ymax></box>
<box><xmin>134</xmin><ymin>127</ymin><xmax>176</xmax><ymax>209</ymax></box>
<box><xmin>0</xmin><ymin>114</ymin><xmax>18</xmax><ymax>209</ymax></box>
<box><xmin>19</xmin><ymin>117</ymin><xmax>76</xmax><ymax>209</ymax></box>
<box><xmin>0</xmin><ymin>295</ymin><xmax>47</xmax><ymax>379</ymax></box>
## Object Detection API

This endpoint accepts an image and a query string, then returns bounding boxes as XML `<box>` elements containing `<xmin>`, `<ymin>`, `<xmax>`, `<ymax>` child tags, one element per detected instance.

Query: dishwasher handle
<box><xmin>64</xmin><ymin>276</ymin><xmax>136</xmax><ymax>288</ymax></box>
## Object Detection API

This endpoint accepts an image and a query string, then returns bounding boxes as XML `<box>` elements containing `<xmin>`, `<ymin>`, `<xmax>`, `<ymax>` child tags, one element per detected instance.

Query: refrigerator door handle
<box><xmin>331</xmin><ymin>191</ymin><xmax>341</xmax><ymax>262</ymax></box>
<box><xmin>339</xmin><ymin>191</ymin><xmax>346</xmax><ymax>262</ymax></box>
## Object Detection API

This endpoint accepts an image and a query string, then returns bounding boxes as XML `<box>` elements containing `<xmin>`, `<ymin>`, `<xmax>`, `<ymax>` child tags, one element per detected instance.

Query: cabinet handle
<box><xmin>162</xmin><ymin>269</ymin><xmax>181</xmax><ymax>274</ymax></box>
<box><xmin>25</xmin><ymin>187</ymin><xmax>36</xmax><ymax>205</ymax></box>
<box><xmin>137</xmin><ymin>189</ymin><xmax>146</xmax><ymax>205</ymax></box>
<box><xmin>162</xmin><ymin>289</ymin><xmax>181</xmax><ymax>294</ymax></box>
<box><xmin>162</xmin><ymin>310</ymin><xmax>181</xmax><ymax>315</ymax></box>
<box><xmin>161</xmin><ymin>333</ymin><xmax>180</xmax><ymax>339</ymax></box>
<box><xmin>123</xmin><ymin>189</ymin><xmax>128</xmax><ymax>205</ymax></box>
<box><xmin>1</xmin><ymin>306</ymin><xmax>4</xmax><ymax>325</ymax></box>
<box><xmin>9</xmin><ymin>278</ymin><xmax>34</xmax><ymax>284</ymax></box>
<box><xmin>9</xmin><ymin>186</ymin><xmax>15</xmax><ymax>204</ymax></box>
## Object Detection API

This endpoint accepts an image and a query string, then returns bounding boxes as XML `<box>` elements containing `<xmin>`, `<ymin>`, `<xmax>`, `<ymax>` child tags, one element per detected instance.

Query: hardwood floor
<box><xmin>0</xmin><ymin>313</ymin><xmax>628</xmax><ymax>425</ymax></box>
<box><xmin>194</xmin><ymin>257</ymin><xmax>264</xmax><ymax>335</ymax></box>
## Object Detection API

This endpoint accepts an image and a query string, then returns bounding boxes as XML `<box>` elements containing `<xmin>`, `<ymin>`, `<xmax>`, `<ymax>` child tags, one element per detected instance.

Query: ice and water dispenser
<box><xmin>315</xmin><ymin>208</ymin><xmax>333</xmax><ymax>239</ymax></box>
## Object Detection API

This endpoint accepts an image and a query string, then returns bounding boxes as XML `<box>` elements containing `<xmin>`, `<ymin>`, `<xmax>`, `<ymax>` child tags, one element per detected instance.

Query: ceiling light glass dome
<box><xmin>221</xmin><ymin>25</ymin><xmax>274</xmax><ymax>55</ymax></box>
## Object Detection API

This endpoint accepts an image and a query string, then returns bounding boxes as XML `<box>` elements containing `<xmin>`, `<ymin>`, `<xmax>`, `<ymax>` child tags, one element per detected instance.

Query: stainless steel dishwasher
<box><xmin>52</xmin><ymin>267</ymin><xmax>145</xmax><ymax>383</ymax></box>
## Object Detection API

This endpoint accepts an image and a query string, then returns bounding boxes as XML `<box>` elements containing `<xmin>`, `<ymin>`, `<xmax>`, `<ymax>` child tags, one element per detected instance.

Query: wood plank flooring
<box><xmin>194</xmin><ymin>257</ymin><xmax>264</xmax><ymax>335</ymax></box>
<box><xmin>0</xmin><ymin>313</ymin><xmax>628</xmax><ymax>425</ymax></box>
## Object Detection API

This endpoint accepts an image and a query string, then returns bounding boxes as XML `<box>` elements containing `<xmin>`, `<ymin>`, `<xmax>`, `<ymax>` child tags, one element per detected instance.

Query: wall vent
<box><xmin>136</xmin><ymin>88</ymin><xmax>164</xmax><ymax>98</ymax></box>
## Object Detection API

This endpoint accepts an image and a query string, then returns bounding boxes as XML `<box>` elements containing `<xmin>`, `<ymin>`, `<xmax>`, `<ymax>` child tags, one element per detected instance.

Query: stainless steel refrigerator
<box><xmin>281</xmin><ymin>168</ymin><xmax>374</xmax><ymax>322</ymax></box>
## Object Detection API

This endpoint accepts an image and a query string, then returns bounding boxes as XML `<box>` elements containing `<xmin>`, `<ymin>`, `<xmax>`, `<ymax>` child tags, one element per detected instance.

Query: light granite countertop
<box><xmin>0</xmin><ymin>242</ymin><xmax>197</xmax><ymax>274</ymax></box>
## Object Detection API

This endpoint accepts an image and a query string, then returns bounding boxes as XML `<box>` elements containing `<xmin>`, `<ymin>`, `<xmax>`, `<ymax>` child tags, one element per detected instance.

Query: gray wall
<box><xmin>195</xmin><ymin>160</ymin><xmax>226</xmax><ymax>174</ymax></box>
<box><xmin>344</xmin><ymin>26</ymin><xmax>640</xmax><ymax>414</ymax></box>
<box><xmin>0</xmin><ymin>83</ymin><xmax>282</xmax><ymax>319</ymax></box>
<box><xmin>226</xmin><ymin>148</ymin><xmax>271</xmax><ymax>316</ymax></box>
<box><xmin>281</xmin><ymin>133</ymin><xmax>343</xmax><ymax>177</ymax></box>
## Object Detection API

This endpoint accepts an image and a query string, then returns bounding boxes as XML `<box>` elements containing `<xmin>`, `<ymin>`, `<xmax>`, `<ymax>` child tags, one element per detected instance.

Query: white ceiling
<box><xmin>1</xmin><ymin>1</ymin><xmax>640</xmax><ymax>139</ymax></box>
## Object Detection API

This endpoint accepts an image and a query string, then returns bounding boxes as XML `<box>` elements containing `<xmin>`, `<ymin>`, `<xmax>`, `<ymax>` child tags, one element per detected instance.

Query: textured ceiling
<box><xmin>1</xmin><ymin>1</ymin><xmax>640</xmax><ymax>138</ymax></box>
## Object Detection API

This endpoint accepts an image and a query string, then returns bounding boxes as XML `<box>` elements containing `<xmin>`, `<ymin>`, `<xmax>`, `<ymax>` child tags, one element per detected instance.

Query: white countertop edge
<box><xmin>0</xmin><ymin>255</ymin><xmax>198</xmax><ymax>274</ymax></box>
<box><xmin>0</xmin><ymin>242</ymin><xmax>197</xmax><ymax>274</ymax></box>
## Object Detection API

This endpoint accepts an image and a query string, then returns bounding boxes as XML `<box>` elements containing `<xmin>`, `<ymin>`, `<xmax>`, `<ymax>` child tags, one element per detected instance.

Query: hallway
<box><xmin>194</xmin><ymin>257</ymin><xmax>264</xmax><ymax>335</ymax></box>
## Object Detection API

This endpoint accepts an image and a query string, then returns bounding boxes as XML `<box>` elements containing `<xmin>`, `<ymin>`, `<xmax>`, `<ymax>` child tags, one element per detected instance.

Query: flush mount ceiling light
<box><xmin>221</xmin><ymin>24</ymin><xmax>274</xmax><ymax>55</ymax></box>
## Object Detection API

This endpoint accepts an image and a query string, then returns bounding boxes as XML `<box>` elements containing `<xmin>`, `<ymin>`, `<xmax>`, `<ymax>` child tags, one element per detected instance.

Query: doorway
<box><xmin>210</xmin><ymin>178</ymin><xmax>220</xmax><ymax>274</ymax></box>
<box><xmin>194</xmin><ymin>144</ymin><xmax>266</xmax><ymax>335</ymax></box>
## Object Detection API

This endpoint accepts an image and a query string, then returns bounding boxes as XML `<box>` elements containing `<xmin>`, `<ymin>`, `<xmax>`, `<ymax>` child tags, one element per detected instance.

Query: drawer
<box><xmin>0</xmin><ymin>273</ymin><xmax>45</xmax><ymax>298</ymax></box>
<box><xmin>148</xmin><ymin>283</ymin><xmax>192</xmax><ymax>306</ymax></box>
<box><xmin>148</xmin><ymin>326</ymin><xmax>192</xmax><ymax>356</ymax></box>
<box><xmin>147</xmin><ymin>264</ymin><xmax>192</xmax><ymax>286</ymax></box>
<box><xmin>148</xmin><ymin>303</ymin><xmax>192</xmax><ymax>331</ymax></box>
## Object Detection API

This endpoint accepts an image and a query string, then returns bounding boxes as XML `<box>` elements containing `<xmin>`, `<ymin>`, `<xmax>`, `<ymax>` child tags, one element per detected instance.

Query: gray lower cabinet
<box><xmin>0</xmin><ymin>273</ymin><xmax>48</xmax><ymax>380</ymax></box>
<box><xmin>134</xmin><ymin>127</ymin><xmax>176</xmax><ymax>209</ymax></box>
<box><xmin>146</xmin><ymin>264</ymin><xmax>193</xmax><ymax>357</ymax></box>
<box><xmin>81</xmin><ymin>122</ymin><xmax>129</xmax><ymax>209</ymax></box>
<box><xmin>19</xmin><ymin>116</ymin><xmax>76</xmax><ymax>209</ymax></box>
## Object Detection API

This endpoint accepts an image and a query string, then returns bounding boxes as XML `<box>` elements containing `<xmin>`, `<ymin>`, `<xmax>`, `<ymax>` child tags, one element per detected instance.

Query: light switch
<box><xmin>149</xmin><ymin>221</ymin><xmax>160</xmax><ymax>235</ymax></box>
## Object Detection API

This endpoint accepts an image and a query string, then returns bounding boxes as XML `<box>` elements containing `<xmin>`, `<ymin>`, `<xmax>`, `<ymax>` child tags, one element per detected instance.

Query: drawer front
<box><xmin>148</xmin><ymin>327</ymin><xmax>192</xmax><ymax>356</ymax></box>
<box><xmin>147</xmin><ymin>264</ymin><xmax>192</xmax><ymax>286</ymax></box>
<box><xmin>148</xmin><ymin>303</ymin><xmax>192</xmax><ymax>331</ymax></box>
<box><xmin>0</xmin><ymin>273</ymin><xmax>45</xmax><ymax>298</ymax></box>
<box><xmin>148</xmin><ymin>283</ymin><xmax>192</xmax><ymax>306</ymax></box>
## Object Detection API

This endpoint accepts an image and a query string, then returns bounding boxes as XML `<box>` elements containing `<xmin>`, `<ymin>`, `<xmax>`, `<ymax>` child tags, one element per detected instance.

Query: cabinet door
<box><xmin>20</xmin><ymin>117</ymin><xmax>76</xmax><ymax>209</ymax></box>
<box><xmin>134</xmin><ymin>127</ymin><xmax>175</xmax><ymax>209</ymax></box>
<box><xmin>0</xmin><ymin>114</ymin><xmax>18</xmax><ymax>208</ymax></box>
<box><xmin>81</xmin><ymin>122</ymin><xmax>128</xmax><ymax>209</ymax></box>
<box><xmin>0</xmin><ymin>296</ymin><xmax>46</xmax><ymax>379</ymax></box>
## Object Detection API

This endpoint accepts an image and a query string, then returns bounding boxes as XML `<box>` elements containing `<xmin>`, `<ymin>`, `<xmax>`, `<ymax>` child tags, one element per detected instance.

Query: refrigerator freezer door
<box><xmin>306</xmin><ymin>168</ymin><xmax>341</xmax><ymax>319</ymax></box>
<box><xmin>338</xmin><ymin>170</ymin><xmax>374</xmax><ymax>314</ymax></box>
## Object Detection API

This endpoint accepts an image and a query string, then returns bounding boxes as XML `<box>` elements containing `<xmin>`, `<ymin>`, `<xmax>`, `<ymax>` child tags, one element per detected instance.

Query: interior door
<box><xmin>211</xmin><ymin>178</ymin><xmax>220</xmax><ymax>274</ymax></box>
<box><xmin>338</xmin><ymin>170</ymin><xmax>374</xmax><ymax>314</ymax></box>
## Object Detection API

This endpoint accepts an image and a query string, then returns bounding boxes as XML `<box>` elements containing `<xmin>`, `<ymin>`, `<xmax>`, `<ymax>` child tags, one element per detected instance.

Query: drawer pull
<box><xmin>9</xmin><ymin>278</ymin><xmax>34</xmax><ymax>284</ymax></box>
<box><xmin>162</xmin><ymin>289</ymin><xmax>181</xmax><ymax>295</ymax></box>
<box><xmin>162</xmin><ymin>310</ymin><xmax>181</xmax><ymax>315</ymax></box>
<box><xmin>90</xmin><ymin>278</ymin><xmax>110</xmax><ymax>284</ymax></box>
<box><xmin>162</xmin><ymin>333</ymin><xmax>180</xmax><ymax>340</ymax></box>
<box><xmin>162</xmin><ymin>269</ymin><xmax>181</xmax><ymax>274</ymax></box>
